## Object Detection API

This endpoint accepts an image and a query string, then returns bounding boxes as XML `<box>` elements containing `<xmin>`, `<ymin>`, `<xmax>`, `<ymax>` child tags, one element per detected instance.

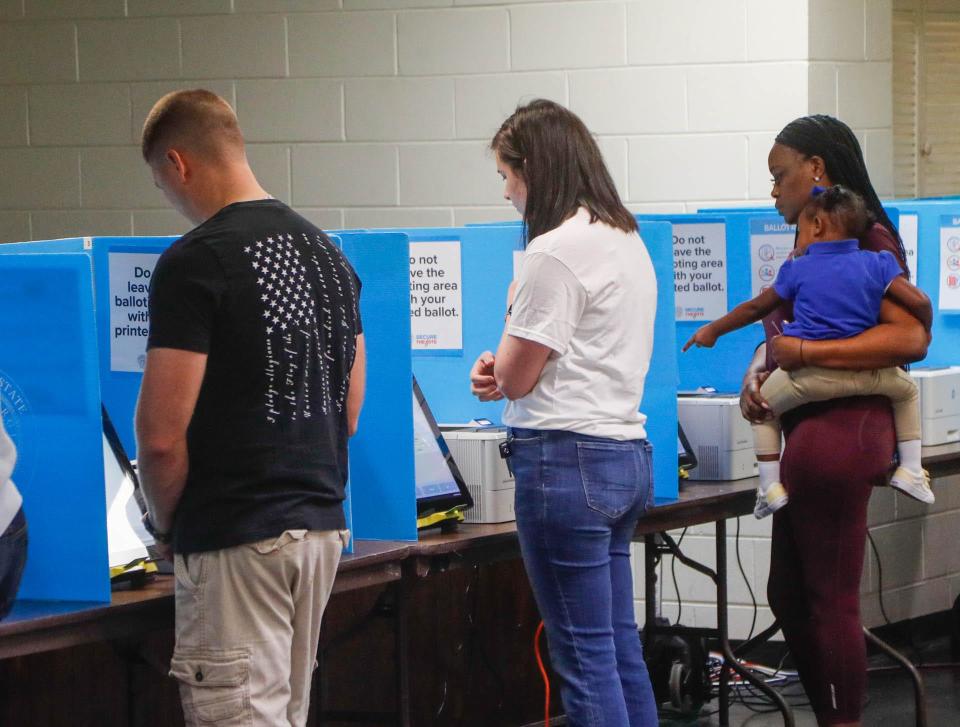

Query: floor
<box><xmin>524</xmin><ymin>634</ymin><xmax>960</xmax><ymax>726</ymax></box>
<box><xmin>680</xmin><ymin>635</ymin><xmax>960</xmax><ymax>726</ymax></box>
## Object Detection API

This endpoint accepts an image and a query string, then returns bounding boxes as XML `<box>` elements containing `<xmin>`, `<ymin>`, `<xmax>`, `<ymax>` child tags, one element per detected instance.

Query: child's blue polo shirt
<box><xmin>773</xmin><ymin>238</ymin><xmax>903</xmax><ymax>341</ymax></box>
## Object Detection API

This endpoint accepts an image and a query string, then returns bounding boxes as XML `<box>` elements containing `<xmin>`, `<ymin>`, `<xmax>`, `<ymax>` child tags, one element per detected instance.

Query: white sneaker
<box><xmin>889</xmin><ymin>466</ymin><xmax>934</xmax><ymax>504</ymax></box>
<box><xmin>754</xmin><ymin>482</ymin><xmax>788</xmax><ymax>519</ymax></box>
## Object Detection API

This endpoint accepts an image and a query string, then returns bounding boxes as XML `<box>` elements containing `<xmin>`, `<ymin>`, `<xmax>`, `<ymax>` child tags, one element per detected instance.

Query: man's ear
<box><xmin>167</xmin><ymin>149</ymin><xmax>189</xmax><ymax>183</ymax></box>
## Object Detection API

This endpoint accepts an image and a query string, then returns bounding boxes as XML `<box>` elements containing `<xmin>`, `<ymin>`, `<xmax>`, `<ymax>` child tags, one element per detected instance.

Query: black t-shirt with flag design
<box><xmin>147</xmin><ymin>199</ymin><xmax>362</xmax><ymax>555</ymax></box>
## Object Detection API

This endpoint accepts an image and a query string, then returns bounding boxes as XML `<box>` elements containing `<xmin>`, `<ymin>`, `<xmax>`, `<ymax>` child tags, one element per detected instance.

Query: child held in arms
<box><xmin>685</xmin><ymin>185</ymin><xmax>934</xmax><ymax>517</ymax></box>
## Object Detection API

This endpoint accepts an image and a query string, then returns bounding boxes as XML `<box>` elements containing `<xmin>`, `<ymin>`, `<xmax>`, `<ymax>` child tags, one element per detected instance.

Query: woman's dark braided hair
<box><xmin>776</xmin><ymin>114</ymin><xmax>908</xmax><ymax>275</ymax></box>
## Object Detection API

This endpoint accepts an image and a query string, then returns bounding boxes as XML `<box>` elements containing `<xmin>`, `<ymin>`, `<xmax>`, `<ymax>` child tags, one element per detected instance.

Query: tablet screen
<box><xmin>412</xmin><ymin>377</ymin><xmax>472</xmax><ymax>516</ymax></box>
<box><xmin>412</xmin><ymin>390</ymin><xmax>462</xmax><ymax>500</ymax></box>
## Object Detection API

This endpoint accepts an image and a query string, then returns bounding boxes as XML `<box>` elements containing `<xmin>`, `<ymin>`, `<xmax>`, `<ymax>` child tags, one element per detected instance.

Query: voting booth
<box><xmin>394</xmin><ymin>221</ymin><xmax>681</xmax><ymax>502</ymax></box>
<box><xmin>0</xmin><ymin>206</ymin><xmax>794</xmax><ymax>605</ymax></box>
<box><xmin>885</xmin><ymin>199</ymin><xmax>960</xmax><ymax>367</ymax></box>
<box><xmin>0</xmin><ymin>251</ymin><xmax>109</xmax><ymax>603</ymax></box>
<box><xmin>0</xmin><ymin>231</ymin><xmax>427</xmax><ymax>609</ymax></box>
<box><xmin>697</xmin><ymin>201</ymin><xmax>958</xmax><ymax>371</ymax></box>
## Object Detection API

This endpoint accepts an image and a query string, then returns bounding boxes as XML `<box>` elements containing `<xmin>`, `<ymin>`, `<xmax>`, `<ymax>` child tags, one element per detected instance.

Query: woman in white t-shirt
<box><xmin>470</xmin><ymin>99</ymin><xmax>658</xmax><ymax>727</ymax></box>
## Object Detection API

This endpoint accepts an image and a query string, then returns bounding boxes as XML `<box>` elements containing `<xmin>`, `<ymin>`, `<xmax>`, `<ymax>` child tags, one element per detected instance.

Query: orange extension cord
<box><xmin>534</xmin><ymin>620</ymin><xmax>551</xmax><ymax>727</ymax></box>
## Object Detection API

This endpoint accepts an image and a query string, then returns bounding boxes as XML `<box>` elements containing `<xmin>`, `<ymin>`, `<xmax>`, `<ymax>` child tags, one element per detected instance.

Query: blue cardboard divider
<box><xmin>642</xmin><ymin>213</ymin><xmax>781</xmax><ymax>393</ymax></box>
<box><xmin>680</xmin><ymin>206</ymin><xmax>930</xmax><ymax>387</ymax></box>
<box><xmin>91</xmin><ymin>238</ymin><xmax>177</xmax><ymax>454</ymax></box>
<box><xmin>399</xmin><ymin>221</ymin><xmax>679</xmax><ymax>502</ymax></box>
<box><xmin>336</xmin><ymin>232</ymin><xmax>418</xmax><ymax>542</ymax></box>
<box><xmin>0</xmin><ymin>253</ymin><xmax>109</xmax><ymax>602</ymax></box>
<box><xmin>0</xmin><ymin>234</ymin><xmax>406</xmax><ymax>558</ymax></box>
<box><xmin>396</xmin><ymin>226</ymin><xmax>523</xmax><ymax>425</ymax></box>
<box><xmin>887</xmin><ymin>199</ymin><xmax>960</xmax><ymax>367</ymax></box>
<box><xmin>635</xmin><ymin>221</ymin><xmax>679</xmax><ymax>502</ymax></box>
<box><xmin>0</xmin><ymin>236</ymin><xmax>177</xmax><ymax>455</ymax></box>
<box><xmin>636</xmin><ymin>214</ymin><xmax>760</xmax><ymax>395</ymax></box>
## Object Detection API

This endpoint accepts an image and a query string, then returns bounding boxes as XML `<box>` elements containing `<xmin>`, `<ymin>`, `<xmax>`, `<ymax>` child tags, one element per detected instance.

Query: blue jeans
<box><xmin>0</xmin><ymin>506</ymin><xmax>27</xmax><ymax>620</ymax></box>
<box><xmin>509</xmin><ymin>428</ymin><xmax>658</xmax><ymax>727</ymax></box>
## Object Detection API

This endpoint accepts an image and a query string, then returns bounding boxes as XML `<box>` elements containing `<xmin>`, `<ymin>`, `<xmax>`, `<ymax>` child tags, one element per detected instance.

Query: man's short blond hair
<box><xmin>141</xmin><ymin>89</ymin><xmax>244</xmax><ymax>164</ymax></box>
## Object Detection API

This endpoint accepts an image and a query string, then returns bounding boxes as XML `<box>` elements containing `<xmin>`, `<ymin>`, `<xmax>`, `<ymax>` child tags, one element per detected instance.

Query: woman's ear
<box><xmin>808</xmin><ymin>155</ymin><xmax>827</xmax><ymax>183</ymax></box>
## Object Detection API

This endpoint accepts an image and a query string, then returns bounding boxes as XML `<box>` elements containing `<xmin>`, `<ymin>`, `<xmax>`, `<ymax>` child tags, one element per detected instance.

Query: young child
<box><xmin>684</xmin><ymin>185</ymin><xmax>934</xmax><ymax>518</ymax></box>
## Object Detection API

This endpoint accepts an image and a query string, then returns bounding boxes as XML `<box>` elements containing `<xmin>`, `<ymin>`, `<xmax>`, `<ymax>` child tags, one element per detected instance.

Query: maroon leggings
<box><xmin>767</xmin><ymin>396</ymin><xmax>895</xmax><ymax>725</ymax></box>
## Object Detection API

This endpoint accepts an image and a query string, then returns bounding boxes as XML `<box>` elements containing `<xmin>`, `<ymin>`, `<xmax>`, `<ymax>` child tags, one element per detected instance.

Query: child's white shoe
<box><xmin>754</xmin><ymin>482</ymin><xmax>788</xmax><ymax>519</ymax></box>
<box><xmin>889</xmin><ymin>466</ymin><xmax>934</xmax><ymax>504</ymax></box>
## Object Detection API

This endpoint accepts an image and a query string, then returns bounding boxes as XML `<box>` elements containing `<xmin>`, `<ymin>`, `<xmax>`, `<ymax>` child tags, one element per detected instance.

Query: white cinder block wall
<box><xmin>0</xmin><ymin>0</ymin><xmax>912</xmax><ymax>640</ymax></box>
<box><xmin>0</xmin><ymin>0</ymin><xmax>893</xmax><ymax>242</ymax></box>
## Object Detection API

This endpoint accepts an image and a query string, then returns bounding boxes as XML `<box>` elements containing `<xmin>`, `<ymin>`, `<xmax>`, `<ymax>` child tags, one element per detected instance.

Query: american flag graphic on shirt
<box><xmin>242</xmin><ymin>232</ymin><xmax>358</xmax><ymax>425</ymax></box>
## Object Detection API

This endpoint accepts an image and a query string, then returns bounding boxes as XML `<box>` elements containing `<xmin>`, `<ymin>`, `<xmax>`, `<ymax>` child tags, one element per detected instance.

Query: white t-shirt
<box><xmin>0</xmin><ymin>417</ymin><xmax>21</xmax><ymax>534</ymax></box>
<box><xmin>503</xmin><ymin>207</ymin><xmax>657</xmax><ymax>440</ymax></box>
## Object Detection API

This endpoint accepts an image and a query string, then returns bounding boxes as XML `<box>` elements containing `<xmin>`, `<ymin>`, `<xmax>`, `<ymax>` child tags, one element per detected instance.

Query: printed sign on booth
<box><xmin>939</xmin><ymin>216</ymin><xmax>960</xmax><ymax>311</ymax></box>
<box><xmin>108</xmin><ymin>252</ymin><xmax>160</xmax><ymax>372</ymax></box>
<box><xmin>410</xmin><ymin>241</ymin><xmax>463</xmax><ymax>352</ymax></box>
<box><xmin>672</xmin><ymin>222</ymin><xmax>728</xmax><ymax>321</ymax></box>
<box><xmin>749</xmin><ymin>217</ymin><xmax>796</xmax><ymax>299</ymax></box>
<box><xmin>899</xmin><ymin>213</ymin><xmax>919</xmax><ymax>283</ymax></box>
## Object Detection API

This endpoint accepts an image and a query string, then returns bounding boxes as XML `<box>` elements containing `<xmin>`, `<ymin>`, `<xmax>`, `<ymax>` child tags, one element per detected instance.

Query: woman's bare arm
<box><xmin>770</xmin><ymin>298</ymin><xmax>929</xmax><ymax>371</ymax></box>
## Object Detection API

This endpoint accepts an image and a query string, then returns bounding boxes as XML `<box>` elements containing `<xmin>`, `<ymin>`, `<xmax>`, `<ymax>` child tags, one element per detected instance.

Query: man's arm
<box><xmin>886</xmin><ymin>277</ymin><xmax>933</xmax><ymax>331</ymax></box>
<box><xmin>683</xmin><ymin>287</ymin><xmax>783</xmax><ymax>351</ymax></box>
<box><xmin>346</xmin><ymin>334</ymin><xmax>365</xmax><ymax>437</ymax></box>
<box><xmin>770</xmin><ymin>298</ymin><xmax>929</xmax><ymax>371</ymax></box>
<box><xmin>134</xmin><ymin>348</ymin><xmax>207</xmax><ymax>535</ymax></box>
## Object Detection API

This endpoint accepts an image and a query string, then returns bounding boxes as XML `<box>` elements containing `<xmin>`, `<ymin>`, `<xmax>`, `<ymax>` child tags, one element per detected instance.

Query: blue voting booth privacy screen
<box><xmin>402</xmin><ymin>221</ymin><xmax>680</xmax><ymax>502</ymax></box>
<box><xmin>636</xmin><ymin>221</ymin><xmax>680</xmax><ymax>502</ymax></box>
<box><xmin>887</xmin><ymin>200</ymin><xmax>960</xmax><ymax>367</ymax></box>
<box><xmin>639</xmin><ymin>214</ymin><xmax>761</xmax><ymax>394</ymax></box>
<box><xmin>337</xmin><ymin>232</ymin><xmax>418</xmax><ymax>542</ymax></box>
<box><xmin>403</xmin><ymin>226</ymin><xmax>521</xmax><ymax>426</ymax></box>
<box><xmin>0</xmin><ymin>252</ymin><xmax>109</xmax><ymax>602</ymax></box>
<box><xmin>92</xmin><ymin>238</ymin><xmax>177</xmax><ymax>455</ymax></box>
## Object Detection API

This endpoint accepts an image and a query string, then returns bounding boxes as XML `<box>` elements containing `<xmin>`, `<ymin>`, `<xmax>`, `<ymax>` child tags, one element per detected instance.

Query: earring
<box><xmin>813</xmin><ymin>175</ymin><xmax>822</xmax><ymax>182</ymax></box>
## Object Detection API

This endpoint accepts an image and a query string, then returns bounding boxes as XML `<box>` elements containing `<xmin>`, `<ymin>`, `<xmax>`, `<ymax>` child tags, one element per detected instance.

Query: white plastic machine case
<box><xmin>677</xmin><ymin>395</ymin><xmax>758</xmax><ymax>481</ymax></box>
<box><xmin>440</xmin><ymin>427</ymin><xmax>516</xmax><ymax>523</ymax></box>
<box><xmin>908</xmin><ymin>366</ymin><xmax>960</xmax><ymax>446</ymax></box>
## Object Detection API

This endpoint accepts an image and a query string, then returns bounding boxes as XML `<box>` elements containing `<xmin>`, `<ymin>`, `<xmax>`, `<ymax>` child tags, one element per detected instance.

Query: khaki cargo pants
<box><xmin>170</xmin><ymin>529</ymin><xmax>349</xmax><ymax>727</ymax></box>
<box><xmin>754</xmin><ymin>365</ymin><xmax>920</xmax><ymax>455</ymax></box>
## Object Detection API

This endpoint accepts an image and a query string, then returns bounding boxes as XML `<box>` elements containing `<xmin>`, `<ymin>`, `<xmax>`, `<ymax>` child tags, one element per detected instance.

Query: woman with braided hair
<box><xmin>740</xmin><ymin>115</ymin><xmax>929</xmax><ymax>727</ymax></box>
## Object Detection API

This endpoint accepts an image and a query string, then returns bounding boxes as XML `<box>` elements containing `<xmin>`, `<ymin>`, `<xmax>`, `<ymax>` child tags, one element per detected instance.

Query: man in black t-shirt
<box><xmin>135</xmin><ymin>89</ymin><xmax>364</xmax><ymax>727</ymax></box>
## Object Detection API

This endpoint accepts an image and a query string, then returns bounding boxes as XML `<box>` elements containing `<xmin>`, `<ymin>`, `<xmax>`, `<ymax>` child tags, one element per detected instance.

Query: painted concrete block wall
<box><xmin>0</xmin><ymin>0</ymin><xmax>891</xmax><ymax>243</ymax></box>
<box><xmin>0</xmin><ymin>0</ymin><xmax>913</xmax><ymax>640</ymax></box>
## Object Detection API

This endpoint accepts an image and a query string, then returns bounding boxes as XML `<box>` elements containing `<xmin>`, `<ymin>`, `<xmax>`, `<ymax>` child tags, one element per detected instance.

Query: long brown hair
<box><xmin>491</xmin><ymin>99</ymin><xmax>636</xmax><ymax>245</ymax></box>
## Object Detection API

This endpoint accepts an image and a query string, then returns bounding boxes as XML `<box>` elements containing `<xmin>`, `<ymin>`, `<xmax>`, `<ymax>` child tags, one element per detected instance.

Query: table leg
<box><xmin>863</xmin><ymin>627</ymin><xmax>927</xmax><ymax>727</ymax></box>
<box><xmin>395</xmin><ymin>577</ymin><xmax>411</xmax><ymax>727</ymax></box>
<box><xmin>715</xmin><ymin>520</ymin><xmax>794</xmax><ymax>727</ymax></box>
<box><xmin>644</xmin><ymin>534</ymin><xmax>657</xmax><ymax>655</ymax></box>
